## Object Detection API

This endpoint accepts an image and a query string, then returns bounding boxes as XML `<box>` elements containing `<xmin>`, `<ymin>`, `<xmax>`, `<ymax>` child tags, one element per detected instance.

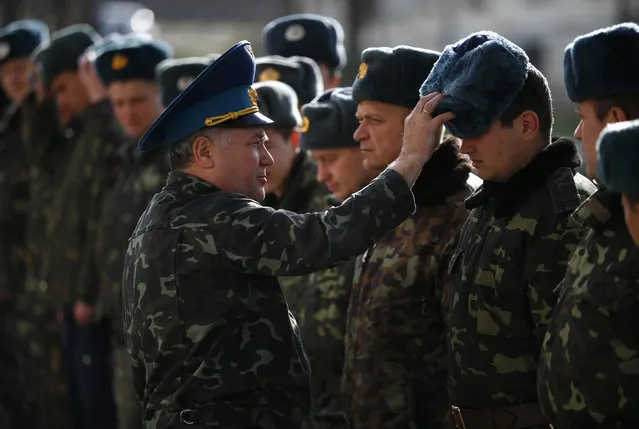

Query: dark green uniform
<box><xmin>538</xmin><ymin>190</ymin><xmax>639</xmax><ymax>428</ymax></box>
<box><xmin>447</xmin><ymin>139</ymin><xmax>596</xmax><ymax>423</ymax></box>
<box><xmin>122</xmin><ymin>168</ymin><xmax>415</xmax><ymax>429</ymax></box>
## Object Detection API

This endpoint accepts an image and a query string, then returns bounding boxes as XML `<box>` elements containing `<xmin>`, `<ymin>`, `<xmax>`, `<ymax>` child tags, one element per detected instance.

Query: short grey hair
<box><xmin>168</xmin><ymin>127</ymin><xmax>230</xmax><ymax>170</ymax></box>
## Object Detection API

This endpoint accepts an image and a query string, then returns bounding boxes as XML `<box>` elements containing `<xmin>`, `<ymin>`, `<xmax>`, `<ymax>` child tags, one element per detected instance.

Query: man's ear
<box><xmin>520</xmin><ymin>110</ymin><xmax>540</xmax><ymax>141</ymax></box>
<box><xmin>192</xmin><ymin>135</ymin><xmax>216</xmax><ymax>168</ymax></box>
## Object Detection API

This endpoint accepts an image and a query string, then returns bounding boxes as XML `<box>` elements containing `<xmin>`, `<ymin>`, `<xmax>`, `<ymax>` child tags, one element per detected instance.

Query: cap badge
<box><xmin>300</xmin><ymin>116</ymin><xmax>310</xmax><ymax>133</ymax></box>
<box><xmin>259</xmin><ymin>67</ymin><xmax>281</xmax><ymax>82</ymax></box>
<box><xmin>284</xmin><ymin>24</ymin><xmax>305</xmax><ymax>42</ymax></box>
<box><xmin>111</xmin><ymin>54</ymin><xmax>128</xmax><ymax>71</ymax></box>
<box><xmin>358</xmin><ymin>62</ymin><xmax>368</xmax><ymax>79</ymax></box>
<box><xmin>176</xmin><ymin>76</ymin><xmax>195</xmax><ymax>91</ymax></box>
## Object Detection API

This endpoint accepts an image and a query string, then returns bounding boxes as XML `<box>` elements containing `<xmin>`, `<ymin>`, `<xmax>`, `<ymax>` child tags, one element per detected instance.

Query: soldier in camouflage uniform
<box><xmin>123</xmin><ymin>40</ymin><xmax>454</xmax><ymax>429</ymax></box>
<box><xmin>294</xmin><ymin>87</ymin><xmax>375</xmax><ymax>429</ymax></box>
<box><xmin>254</xmin><ymin>79</ymin><xmax>330</xmax><ymax>316</ymax></box>
<box><xmin>538</xmin><ymin>23</ymin><xmax>639</xmax><ymax>429</ymax></box>
<box><xmin>86</xmin><ymin>36</ymin><xmax>174</xmax><ymax>429</ymax></box>
<box><xmin>34</xmin><ymin>24</ymin><xmax>126</xmax><ymax>429</ymax></box>
<box><xmin>341</xmin><ymin>45</ymin><xmax>480</xmax><ymax>429</ymax></box>
<box><xmin>419</xmin><ymin>32</ymin><xmax>597</xmax><ymax>429</ymax></box>
<box><xmin>0</xmin><ymin>19</ymin><xmax>49</xmax><ymax>429</ymax></box>
<box><xmin>262</xmin><ymin>14</ymin><xmax>346</xmax><ymax>89</ymax></box>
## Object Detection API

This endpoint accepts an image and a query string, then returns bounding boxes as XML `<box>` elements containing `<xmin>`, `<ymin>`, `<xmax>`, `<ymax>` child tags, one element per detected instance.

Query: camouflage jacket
<box><xmin>538</xmin><ymin>189</ymin><xmax>639</xmax><ymax>429</ymax></box>
<box><xmin>343</xmin><ymin>139</ymin><xmax>480</xmax><ymax>429</ymax></box>
<box><xmin>38</xmin><ymin>99</ymin><xmax>126</xmax><ymax>308</ymax></box>
<box><xmin>295</xmin><ymin>193</ymin><xmax>357</xmax><ymax>429</ymax></box>
<box><xmin>447</xmin><ymin>138</ymin><xmax>597</xmax><ymax>409</ymax></box>
<box><xmin>0</xmin><ymin>100</ymin><xmax>31</xmax><ymax>298</ymax></box>
<box><xmin>17</xmin><ymin>96</ymin><xmax>66</xmax><ymax>297</ymax></box>
<box><xmin>263</xmin><ymin>151</ymin><xmax>331</xmax><ymax>316</ymax></box>
<box><xmin>92</xmin><ymin>140</ymin><xmax>168</xmax><ymax>342</ymax></box>
<box><xmin>122</xmin><ymin>169</ymin><xmax>415</xmax><ymax>429</ymax></box>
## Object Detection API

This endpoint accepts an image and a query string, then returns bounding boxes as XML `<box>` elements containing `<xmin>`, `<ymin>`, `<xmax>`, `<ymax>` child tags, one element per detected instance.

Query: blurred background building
<box><xmin>2</xmin><ymin>0</ymin><xmax>637</xmax><ymax>134</ymax></box>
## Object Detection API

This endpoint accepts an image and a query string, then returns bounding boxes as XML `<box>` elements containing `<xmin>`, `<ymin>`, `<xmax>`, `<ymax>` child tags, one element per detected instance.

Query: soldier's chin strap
<box><xmin>204</xmin><ymin>106</ymin><xmax>259</xmax><ymax>127</ymax></box>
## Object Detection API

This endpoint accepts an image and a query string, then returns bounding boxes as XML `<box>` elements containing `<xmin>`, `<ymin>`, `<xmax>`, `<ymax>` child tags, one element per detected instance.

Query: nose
<box><xmin>460</xmin><ymin>138</ymin><xmax>476</xmax><ymax>155</ymax></box>
<box><xmin>316</xmin><ymin>163</ymin><xmax>330</xmax><ymax>183</ymax></box>
<box><xmin>260</xmin><ymin>144</ymin><xmax>274</xmax><ymax>167</ymax></box>
<box><xmin>353</xmin><ymin>122</ymin><xmax>367</xmax><ymax>143</ymax></box>
<box><xmin>573</xmin><ymin>120</ymin><xmax>583</xmax><ymax>141</ymax></box>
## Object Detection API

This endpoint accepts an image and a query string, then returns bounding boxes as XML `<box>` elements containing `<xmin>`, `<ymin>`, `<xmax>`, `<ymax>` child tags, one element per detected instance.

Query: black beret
<box><xmin>421</xmin><ymin>31</ymin><xmax>530</xmax><ymax>139</ymax></box>
<box><xmin>564</xmin><ymin>23</ymin><xmax>639</xmax><ymax>102</ymax></box>
<box><xmin>34</xmin><ymin>24</ymin><xmax>101</xmax><ymax>88</ymax></box>
<box><xmin>254</xmin><ymin>80</ymin><xmax>301</xmax><ymax>129</ymax></box>
<box><xmin>262</xmin><ymin>13</ymin><xmax>346</xmax><ymax>71</ymax></box>
<box><xmin>352</xmin><ymin>45</ymin><xmax>440</xmax><ymax>110</ymax></box>
<box><xmin>95</xmin><ymin>36</ymin><xmax>173</xmax><ymax>86</ymax></box>
<box><xmin>0</xmin><ymin>20</ymin><xmax>49</xmax><ymax>68</ymax></box>
<box><xmin>299</xmin><ymin>87</ymin><xmax>358</xmax><ymax>150</ymax></box>
<box><xmin>156</xmin><ymin>57</ymin><xmax>210</xmax><ymax>106</ymax></box>
<box><xmin>597</xmin><ymin>119</ymin><xmax>639</xmax><ymax>196</ymax></box>
<box><xmin>255</xmin><ymin>55</ymin><xmax>323</xmax><ymax>105</ymax></box>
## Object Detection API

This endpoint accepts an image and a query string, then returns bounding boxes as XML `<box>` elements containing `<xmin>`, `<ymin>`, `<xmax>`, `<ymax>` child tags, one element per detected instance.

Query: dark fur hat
<box><xmin>299</xmin><ymin>87</ymin><xmax>358</xmax><ymax>150</ymax></box>
<box><xmin>254</xmin><ymin>80</ymin><xmax>301</xmax><ymax>129</ymax></box>
<box><xmin>262</xmin><ymin>13</ymin><xmax>346</xmax><ymax>70</ymax></box>
<box><xmin>564</xmin><ymin>23</ymin><xmax>639</xmax><ymax>102</ymax></box>
<box><xmin>352</xmin><ymin>45</ymin><xmax>440</xmax><ymax>109</ymax></box>
<box><xmin>34</xmin><ymin>24</ymin><xmax>101</xmax><ymax>88</ymax></box>
<box><xmin>420</xmin><ymin>31</ymin><xmax>530</xmax><ymax>139</ymax></box>
<box><xmin>597</xmin><ymin>119</ymin><xmax>639</xmax><ymax>196</ymax></box>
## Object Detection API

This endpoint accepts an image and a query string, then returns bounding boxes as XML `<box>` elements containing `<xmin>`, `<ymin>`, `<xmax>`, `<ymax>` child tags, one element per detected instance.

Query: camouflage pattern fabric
<box><xmin>342</xmin><ymin>140</ymin><xmax>479</xmax><ymax>429</ymax></box>
<box><xmin>92</xmin><ymin>140</ymin><xmax>168</xmax><ymax>342</ymax></box>
<box><xmin>262</xmin><ymin>151</ymin><xmax>331</xmax><ymax>316</ymax></box>
<box><xmin>38</xmin><ymin>99</ymin><xmax>126</xmax><ymax>308</ymax></box>
<box><xmin>122</xmin><ymin>168</ymin><xmax>415</xmax><ymax>429</ymax></box>
<box><xmin>447</xmin><ymin>138</ymin><xmax>596</xmax><ymax>413</ymax></box>
<box><xmin>296</xmin><ymin>194</ymin><xmax>354</xmax><ymax>429</ymax></box>
<box><xmin>14</xmin><ymin>95</ymin><xmax>73</xmax><ymax>429</ymax></box>
<box><xmin>538</xmin><ymin>189</ymin><xmax>639</xmax><ymax>429</ymax></box>
<box><xmin>0</xmin><ymin>100</ymin><xmax>30</xmax><ymax>301</ymax></box>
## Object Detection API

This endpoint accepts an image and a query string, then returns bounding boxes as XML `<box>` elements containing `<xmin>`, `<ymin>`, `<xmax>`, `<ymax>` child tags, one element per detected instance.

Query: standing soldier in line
<box><xmin>597</xmin><ymin>121</ymin><xmax>639</xmax><ymax>247</ymax></box>
<box><xmin>343</xmin><ymin>45</ymin><xmax>480</xmax><ymax>429</ymax></box>
<box><xmin>420</xmin><ymin>31</ymin><xmax>596</xmax><ymax>429</ymax></box>
<box><xmin>34</xmin><ymin>24</ymin><xmax>125</xmax><ymax>429</ymax></box>
<box><xmin>262</xmin><ymin>14</ymin><xmax>345</xmax><ymax>89</ymax></box>
<box><xmin>122</xmin><ymin>40</ymin><xmax>454</xmax><ymax>429</ymax></box>
<box><xmin>86</xmin><ymin>35</ymin><xmax>174</xmax><ymax>429</ymax></box>
<box><xmin>255</xmin><ymin>55</ymin><xmax>324</xmax><ymax>108</ymax></box>
<box><xmin>254</xmin><ymin>80</ymin><xmax>330</xmax><ymax>316</ymax></box>
<box><xmin>538</xmin><ymin>23</ymin><xmax>639</xmax><ymax>429</ymax></box>
<box><xmin>0</xmin><ymin>19</ymin><xmax>48</xmax><ymax>429</ymax></box>
<box><xmin>295</xmin><ymin>87</ymin><xmax>376</xmax><ymax>429</ymax></box>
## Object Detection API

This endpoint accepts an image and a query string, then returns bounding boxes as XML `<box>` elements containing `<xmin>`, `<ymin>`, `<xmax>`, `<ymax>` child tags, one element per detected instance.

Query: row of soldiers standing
<box><xmin>0</xmin><ymin>19</ymin><xmax>216</xmax><ymax>429</ymax></box>
<box><xmin>0</xmin><ymin>11</ymin><xmax>639</xmax><ymax>429</ymax></box>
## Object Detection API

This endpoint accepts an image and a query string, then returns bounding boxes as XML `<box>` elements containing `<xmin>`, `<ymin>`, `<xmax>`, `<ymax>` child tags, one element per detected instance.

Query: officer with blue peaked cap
<box><xmin>124</xmin><ymin>40</ymin><xmax>450</xmax><ymax>429</ymax></box>
<box><xmin>0</xmin><ymin>19</ymin><xmax>49</xmax><ymax>103</ymax></box>
<box><xmin>139</xmin><ymin>41</ymin><xmax>272</xmax><ymax>152</ymax></box>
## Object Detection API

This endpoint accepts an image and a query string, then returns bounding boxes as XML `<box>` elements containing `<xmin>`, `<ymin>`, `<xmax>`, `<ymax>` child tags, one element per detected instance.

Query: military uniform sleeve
<box><xmin>76</xmin><ymin>102</ymin><xmax>125</xmax><ymax>305</ymax></box>
<box><xmin>524</xmin><ymin>213</ymin><xmax>584</xmax><ymax>345</ymax></box>
<box><xmin>212</xmin><ymin>169</ymin><xmax>414</xmax><ymax>277</ymax></box>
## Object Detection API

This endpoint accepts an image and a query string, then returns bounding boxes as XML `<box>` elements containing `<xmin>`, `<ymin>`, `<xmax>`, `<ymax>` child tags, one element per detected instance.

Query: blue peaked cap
<box><xmin>138</xmin><ymin>41</ymin><xmax>273</xmax><ymax>152</ymax></box>
<box><xmin>597</xmin><ymin>119</ymin><xmax>639</xmax><ymax>196</ymax></box>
